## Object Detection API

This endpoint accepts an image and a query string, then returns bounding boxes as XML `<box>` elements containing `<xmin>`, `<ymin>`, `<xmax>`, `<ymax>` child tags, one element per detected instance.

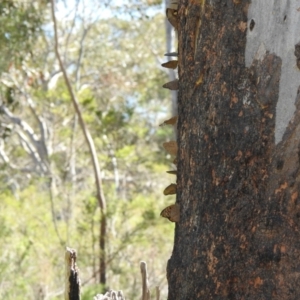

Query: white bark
<box><xmin>245</xmin><ymin>0</ymin><xmax>300</xmax><ymax>143</ymax></box>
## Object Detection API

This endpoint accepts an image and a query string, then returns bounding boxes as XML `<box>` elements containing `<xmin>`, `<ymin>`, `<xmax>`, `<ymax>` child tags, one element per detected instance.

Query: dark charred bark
<box><xmin>100</xmin><ymin>214</ymin><xmax>106</xmax><ymax>286</ymax></box>
<box><xmin>167</xmin><ymin>0</ymin><xmax>300</xmax><ymax>299</ymax></box>
<box><xmin>65</xmin><ymin>248</ymin><xmax>81</xmax><ymax>300</ymax></box>
<box><xmin>165</xmin><ymin>0</ymin><xmax>179</xmax><ymax>118</ymax></box>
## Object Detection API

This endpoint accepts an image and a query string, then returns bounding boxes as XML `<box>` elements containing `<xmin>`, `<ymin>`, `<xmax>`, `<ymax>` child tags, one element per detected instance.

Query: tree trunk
<box><xmin>168</xmin><ymin>1</ymin><xmax>300</xmax><ymax>299</ymax></box>
<box><xmin>65</xmin><ymin>248</ymin><xmax>80</xmax><ymax>300</ymax></box>
<box><xmin>165</xmin><ymin>0</ymin><xmax>178</xmax><ymax>118</ymax></box>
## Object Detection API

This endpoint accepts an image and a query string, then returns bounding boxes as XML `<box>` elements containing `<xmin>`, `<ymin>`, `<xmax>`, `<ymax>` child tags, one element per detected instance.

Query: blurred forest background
<box><xmin>0</xmin><ymin>0</ymin><xmax>177</xmax><ymax>299</ymax></box>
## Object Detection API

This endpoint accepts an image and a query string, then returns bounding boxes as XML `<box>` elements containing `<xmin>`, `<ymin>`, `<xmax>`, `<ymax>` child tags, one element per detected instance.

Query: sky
<box><xmin>55</xmin><ymin>0</ymin><xmax>163</xmax><ymax>22</ymax></box>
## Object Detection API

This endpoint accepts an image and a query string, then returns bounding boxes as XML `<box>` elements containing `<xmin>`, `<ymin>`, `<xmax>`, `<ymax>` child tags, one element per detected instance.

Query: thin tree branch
<box><xmin>49</xmin><ymin>173</ymin><xmax>65</xmax><ymax>246</ymax></box>
<box><xmin>50</xmin><ymin>0</ymin><xmax>107</xmax><ymax>285</ymax></box>
<box><xmin>103</xmin><ymin>134</ymin><xmax>119</xmax><ymax>194</ymax></box>
<box><xmin>7</xmin><ymin>76</ymin><xmax>50</xmax><ymax>161</ymax></box>
<box><xmin>140</xmin><ymin>261</ymin><xmax>151</xmax><ymax>300</ymax></box>
<box><xmin>65</xmin><ymin>114</ymin><xmax>78</xmax><ymax>244</ymax></box>
<box><xmin>75</xmin><ymin>26</ymin><xmax>91</xmax><ymax>90</ymax></box>
<box><xmin>0</xmin><ymin>105</ymin><xmax>49</xmax><ymax>173</ymax></box>
<box><xmin>50</xmin><ymin>0</ymin><xmax>106</xmax><ymax>212</ymax></box>
<box><xmin>16</xmin><ymin>130</ymin><xmax>47</xmax><ymax>172</ymax></box>
<box><xmin>1</xmin><ymin>105</ymin><xmax>39</xmax><ymax>146</ymax></box>
<box><xmin>0</xmin><ymin>139</ymin><xmax>33</xmax><ymax>172</ymax></box>
<box><xmin>64</xmin><ymin>0</ymin><xmax>80</xmax><ymax>58</ymax></box>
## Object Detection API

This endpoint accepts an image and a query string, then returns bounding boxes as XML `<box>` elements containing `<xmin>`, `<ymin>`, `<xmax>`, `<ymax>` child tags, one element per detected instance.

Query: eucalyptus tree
<box><xmin>168</xmin><ymin>1</ymin><xmax>300</xmax><ymax>299</ymax></box>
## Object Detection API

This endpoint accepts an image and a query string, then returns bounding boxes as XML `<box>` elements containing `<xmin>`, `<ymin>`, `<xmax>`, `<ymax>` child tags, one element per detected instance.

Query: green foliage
<box><xmin>0</xmin><ymin>186</ymin><xmax>66</xmax><ymax>299</ymax></box>
<box><xmin>0</xmin><ymin>0</ymin><xmax>45</xmax><ymax>71</ymax></box>
<box><xmin>0</xmin><ymin>0</ymin><xmax>176</xmax><ymax>299</ymax></box>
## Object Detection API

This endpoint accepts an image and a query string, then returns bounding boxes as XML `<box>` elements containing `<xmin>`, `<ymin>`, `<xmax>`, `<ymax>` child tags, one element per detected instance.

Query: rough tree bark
<box><xmin>165</xmin><ymin>0</ymin><xmax>179</xmax><ymax>117</ymax></box>
<box><xmin>167</xmin><ymin>0</ymin><xmax>300</xmax><ymax>299</ymax></box>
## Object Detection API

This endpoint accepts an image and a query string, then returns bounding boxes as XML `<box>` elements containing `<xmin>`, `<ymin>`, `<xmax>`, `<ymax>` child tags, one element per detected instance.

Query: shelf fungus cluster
<box><xmin>160</xmin><ymin>0</ymin><xmax>180</xmax><ymax>223</ymax></box>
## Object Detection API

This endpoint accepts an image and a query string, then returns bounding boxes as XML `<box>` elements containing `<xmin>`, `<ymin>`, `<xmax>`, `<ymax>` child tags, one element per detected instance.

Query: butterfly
<box><xmin>166</xmin><ymin>170</ymin><xmax>177</xmax><ymax>175</ymax></box>
<box><xmin>173</xmin><ymin>157</ymin><xmax>177</xmax><ymax>165</ymax></box>
<box><xmin>163</xmin><ymin>183</ymin><xmax>177</xmax><ymax>195</ymax></box>
<box><xmin>166</xmin><ymin>8</ymin><xmax>179</xmax><ymax>31</ymax></box>
<box><xmin>160</xmin><ymin>204</ymin><xmax>180</xmax><ymax>222</ymax></box>
<box><xmin>161</xmin><ymin>60</ymin><xmax>178</xmax><ymax>70</ymax></box>
<box><xmin>159</xmin><ymin>115</ymin><xmax>178</xmax><ymax>127</ymax></box>
<box><xmin>163</xmin><ymin>141</ymin><xmax>178</xmax><ymax>156</ymax></box>
<box><xmin>162</xmin><ymin>79</ymin><xmax>179</xmax><ymax>90</ymax></box>
<box><xmin>164</xmin><ymin>52</ymin><xmax>178</xmax><ymax>57</ymax></box>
